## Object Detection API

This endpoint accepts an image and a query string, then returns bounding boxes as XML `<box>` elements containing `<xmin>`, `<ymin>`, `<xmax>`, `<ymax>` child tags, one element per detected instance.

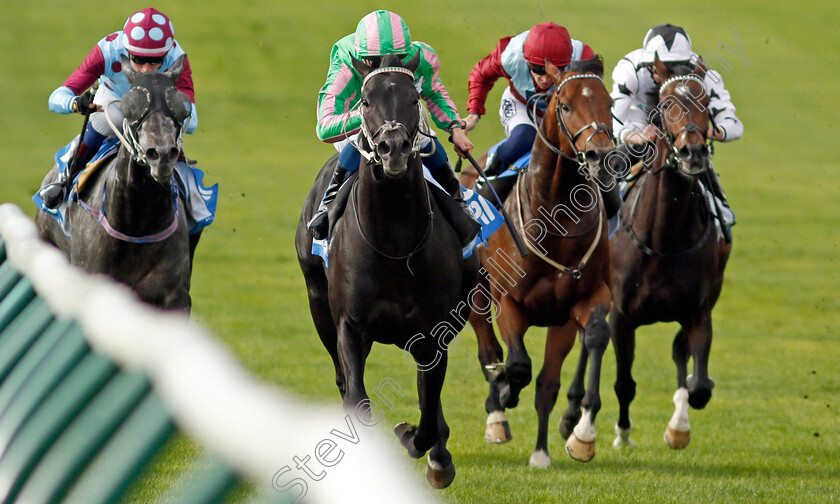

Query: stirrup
<box><xmin>39</xmin><ymin>178</ymin><xmax>69</xmax><ymax>209</ymax></box>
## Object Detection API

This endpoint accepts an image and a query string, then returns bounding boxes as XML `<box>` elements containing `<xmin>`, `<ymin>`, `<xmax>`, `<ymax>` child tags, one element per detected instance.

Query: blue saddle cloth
<box><xmin>33</xmin><ymin>136</ymin><xmax>218</xmax><ymax>238</ymax></box>
<box><xmin>311</xmin><ymin>167</ymin><xmax>505</xmax><ymax>268</ymax></box>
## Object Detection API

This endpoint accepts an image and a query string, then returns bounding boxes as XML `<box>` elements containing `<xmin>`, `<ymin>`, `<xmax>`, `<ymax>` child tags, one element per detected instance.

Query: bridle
<box><xmin>80</xmin><ymin>82</ymin><xmax>187</xmax><ymax>243</ymax></box>
<box><xmin>106</xmin><ymin>85</ymin><xmax>189</xmax><ymax>166</ymax></box>
<box><xmin>351</xmin><ymin>65</ymin><xmax>434</xmax><ymax>274</ymax></box>
<box><xmin>356</xmin><ymin>66</ymin><xmax>423</xmax><ymax>165</ymax></box>
<box><xmin>655</xmin><ymin>74</ymin><xmax>714</xmax><ymax>177</ymax></box>
<box><xmin>533</xmin><ymin>73</ymin><xmax>616</xmax><ymax>171</ymax></box>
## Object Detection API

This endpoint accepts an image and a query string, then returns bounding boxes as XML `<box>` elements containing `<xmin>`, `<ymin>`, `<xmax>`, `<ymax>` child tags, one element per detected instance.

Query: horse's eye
<box><xmin>560</xmin><ymin>103</ymin><xmax>570</xmax><ymax>113</ymax></box>
<box><xmin>361</xmin><ymin>99</ymin><xmax>369</xmax><ymax>107</ymax></box>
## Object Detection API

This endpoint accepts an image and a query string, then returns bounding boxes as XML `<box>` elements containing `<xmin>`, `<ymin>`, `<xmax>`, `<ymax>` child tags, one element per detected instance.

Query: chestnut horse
<box><xmin>295</xmin><ymin>54</ymin><xmax>478</xmax><ymax>488</ymax></box>
<box><xmin>468</xmin><ymin>57</ymin><xmax>616</xmax><ymax>467</ymax></box>
<box><xmin>609</xmin><ymin>57</ymin><xmax>731</xmax><ymax>450</ymax></box>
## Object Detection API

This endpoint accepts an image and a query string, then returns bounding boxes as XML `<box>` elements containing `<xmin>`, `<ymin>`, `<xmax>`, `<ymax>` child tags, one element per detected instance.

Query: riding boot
<box><xmin>427</xmin><ymin>160</ymin><xmax>481</xmax><ymax>247</ymax></box>
<box><xmin>703</xmin><ymin>165</ymin><xmax>729</xmax><ymax>207</ymax></box>
<box><xmin>307</xmin><ymin>162</ymin><xmax>348</xmax><ymax>240</ymax></box>
<box><xmin>40</xmin><ymin>140</ymin><xmax>94</xmax><ymax>209</ymax></box>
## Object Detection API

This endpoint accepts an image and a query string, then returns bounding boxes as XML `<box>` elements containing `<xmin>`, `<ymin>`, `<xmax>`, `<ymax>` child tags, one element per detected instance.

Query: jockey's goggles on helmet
<box><xmin>129</xmin><ymin>53</ymin><xmax>165</xmax><ymax>66</ymax></box>
<box><xmin>527</xmin><ymin>62</ymin><xmax>548</xmax><ymax>75</ymax></box>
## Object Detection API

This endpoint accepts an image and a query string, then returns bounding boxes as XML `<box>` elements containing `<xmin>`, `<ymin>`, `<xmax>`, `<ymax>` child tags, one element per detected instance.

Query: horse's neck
<box><xmin>635</xmin><ymin>142</ymin><xmax>706</xmax><ymax>243</ymax></box>
<box><xmin>356</xmin><ymin>160</ymin><xmax>429</xmax><ymax>243</ymax></box>
<box><xmin>525</xmin><ymin>143</ymin><xmax>598</xmax><ymax>229</ymax></box>
<box><xmin>103</xmin><ymin>150</ymin><xmax>175</xmax><ymax>233</ymax></box>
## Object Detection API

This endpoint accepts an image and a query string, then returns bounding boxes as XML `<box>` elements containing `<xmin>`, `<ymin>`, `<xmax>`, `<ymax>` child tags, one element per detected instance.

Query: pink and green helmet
<box><xmin>354</xmin><ymin>10</ymin><xmax>412</xmax><ymax>57</ymax></box>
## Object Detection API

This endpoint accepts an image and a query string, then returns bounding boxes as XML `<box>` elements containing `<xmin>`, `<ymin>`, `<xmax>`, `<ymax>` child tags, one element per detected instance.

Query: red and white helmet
<box><xmin>122</xmin><ymin>7</ymin><xmax>174</xmax><ymax>57</ymax></box>
<box><xmin>523</xmin><ymin>22</ymin><xmax>573</xmax><ymax>68</ymax></box>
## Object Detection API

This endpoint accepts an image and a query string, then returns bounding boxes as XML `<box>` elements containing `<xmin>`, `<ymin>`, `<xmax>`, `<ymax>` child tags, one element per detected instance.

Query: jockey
<box><xmin>464</xmin><ymin>22</ymin><xmax>621</xmax><ymax>219</ymax></box>
<box><xmin>40</xmin><ymin>7</ymin><xmax>197</xmax><ymax>209</ymax></box>
<box><xmin>309</xmin><ymin>10</ymin><xmax>478</xmax><ymax>246</ymax></box>
<box><xmin>610</xmin><ymin>23</ymin><xmax>743</xmax><ymax>206</ymax></box>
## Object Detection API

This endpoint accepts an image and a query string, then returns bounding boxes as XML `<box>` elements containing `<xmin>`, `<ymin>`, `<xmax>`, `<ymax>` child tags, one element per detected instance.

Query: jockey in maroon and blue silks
<box><xmin>41</xmin><ymin>7</ymin><xmax>197</xmax><ymax>209</ymax></box>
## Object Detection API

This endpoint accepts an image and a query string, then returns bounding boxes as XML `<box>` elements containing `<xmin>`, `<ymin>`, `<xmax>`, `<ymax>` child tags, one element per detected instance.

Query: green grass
<box><xmin>2</xmin><ymin>1</ymin><xmax>838</xmax><ymax>503</ymax></box>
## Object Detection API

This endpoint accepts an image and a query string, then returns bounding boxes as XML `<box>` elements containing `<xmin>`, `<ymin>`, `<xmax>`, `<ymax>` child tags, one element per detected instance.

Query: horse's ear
<box><xmin>693</xmin><ymin>56</ymin><xmax>707</xmax><ymax>80</ymax></box>
<box><xmin>653</xmin><ymin>53</ymin><xmax>670</xmax><ymax>80</ymax></box>
<box><xmin>121</xmin><ymin>55</ymin><xmax>137</xmax><ymax>84</ymax></box>
<box><xmin>405</xmin><ymin>52</ymin><xmax>420</xmax><ymax>73</ymax></box>
<box><xmin>162</xmin><ymin>55</ymin><xmax>186</xmax><ymax>83</ymax></box>
<box><xmin>352</xmin><ymin>56</ymin><xmax>371</xmax><ymax>80</ymax></box>
<box><xmin>545</xmin><ymin>59</ymin><xmax>563</xmax><ymax>84</ymax></box>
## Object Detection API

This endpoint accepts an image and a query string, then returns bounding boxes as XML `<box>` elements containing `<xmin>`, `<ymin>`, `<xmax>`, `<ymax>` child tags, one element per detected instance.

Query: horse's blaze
<box><xmin>565</xmin><ymin>434</ymin><xmax>596</xmax><ymax>462</ymax></box>
<box><xmin>664</xmin><ymin>425</ymin><xmax>691</xmax><ymax>449</ymax></box>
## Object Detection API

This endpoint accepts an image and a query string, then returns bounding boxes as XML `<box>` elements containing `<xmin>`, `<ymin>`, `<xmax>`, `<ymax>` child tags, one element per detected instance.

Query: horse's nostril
<box><xmin>146</xmin><ymin>149</ymin><xmax>159</xmax><ymax>161</ymax></box>
<box><xmin>400</xmin><ymin>140</ymin><xmax>411</xmax><ymax>156</ymax></box>
<box><xmin>679</xmin><ymin>146</ymin><xmax>691</xmax><ymax>160</ymax></box>
<box><xmin>377</xmin><ymin>141</ymin><xmax>391</xmax><ymax>156</ymax></box>
<box><xmin>585</xmin><ymin>150</ymin><xmax>600</xmax><ymax>164</ymax></box>
<box><xmin>169</xmin><ymin>148</ymin><xmax>180</xmax><ymax>161</ymax></box>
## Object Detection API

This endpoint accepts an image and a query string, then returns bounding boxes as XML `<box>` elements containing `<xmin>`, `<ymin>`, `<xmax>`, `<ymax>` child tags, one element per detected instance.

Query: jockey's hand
<box><xmin>707</xmin><ymin>124</ymin><xmax>724</xmax><ymax>141</ymax></box>
<box><xmin>625</xmin><ymin>124</ymin><xmax>661</xmax><ymax>145</ymax></box>
<box><xmin>464</xmin><ymin>113</ymin><xmax>481</xmax><ymax>132</ymax></box>
<box><xmin>450</xmin><ymin>126</ymin><xmax>474</xmax><ymax>157</ymax></box>
<box><xmin>73</xmin><ymin>90</ymin><xmax>101</xmax><ymax>116</ymax></box>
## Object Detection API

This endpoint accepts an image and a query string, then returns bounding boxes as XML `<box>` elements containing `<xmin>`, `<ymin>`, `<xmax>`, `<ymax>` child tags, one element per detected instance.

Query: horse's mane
<box><xmin>567</xmin><ymin>55</ymin><xmax>604</xmax><ymax>76</ymax></box>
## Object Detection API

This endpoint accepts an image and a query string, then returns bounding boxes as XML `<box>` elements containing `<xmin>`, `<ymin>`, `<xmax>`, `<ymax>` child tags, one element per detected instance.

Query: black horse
<box><xmin>609</xmin><ymin>57</ymin><xmax>732</xmax><ymax>450</ymax></box>
<box><xmin>36</xmin><ymin>56</ymin><xmax>198</xmax><ymax>312</ymax></box>
<box><xmin>295</xmin><ymin>54</ymin><xmax>478</xmax><ymax>488</ymax></box>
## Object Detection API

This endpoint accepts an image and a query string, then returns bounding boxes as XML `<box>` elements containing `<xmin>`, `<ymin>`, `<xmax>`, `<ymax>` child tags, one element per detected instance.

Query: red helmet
<box><xmin>523</xmin><ymin>22</ymin><xmax>572</xmax><ymax>68</ymax></box>
<box><xmin>122</xmin><ymin>7</ymin><xmax>174</xmax><ymax>57</ymax></box>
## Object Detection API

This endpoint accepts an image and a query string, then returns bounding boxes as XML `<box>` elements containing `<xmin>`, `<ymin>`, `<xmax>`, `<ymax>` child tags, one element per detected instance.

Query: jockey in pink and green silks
<box><xmin>307</xmin><ymin>10</ymin><xmax>478</xmax><ymax>246</ymax></box>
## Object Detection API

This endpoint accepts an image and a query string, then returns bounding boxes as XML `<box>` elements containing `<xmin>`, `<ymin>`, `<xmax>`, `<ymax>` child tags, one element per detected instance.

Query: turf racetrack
<box><xmin>1</xmin><ymin>1</ymin><xmax>837</xmax><ymax>502</ymax></box>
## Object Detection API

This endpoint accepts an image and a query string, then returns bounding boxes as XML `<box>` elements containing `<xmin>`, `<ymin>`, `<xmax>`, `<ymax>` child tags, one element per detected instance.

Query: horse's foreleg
<box><xmin>395</xmin><ymin>344</ymin><xmax>447</xmax><ymax>459</ymax></box>
<box><xmin>560</xmin><ymin>341</ymin><xmax>587</xmax><ymax>441</ymax></box>
<box><xmin>665</xmin><ymin>315</ymin><xmax>714</xmax><ymax>449</ymax></box>
<box><xmin>530</xmin><ymin>321</ymin><xmax>576</xmax><ymax>468</ymax></box>
<box><xmin>498</xmin><ymin>300</ymin><xmax>531</xmax><ymax>409</ymax></box>
<box><xmin>565</xmin><ymin>286</ymin><xmax>612</xmax><ymax>462</ymax></box>
<box><xmin>336</xmin><ymin>317</ymin><xmax>368</xmax><ymax>412</ymax></box>
<box><xmin>470</xmin><ymin>305</ymin><xmax>511</xmax><ymax>443</ymax></box>
<box><xmin>425</xmin><ymin>401</ymin><xmax>456</xmax><ymax>489</ymax></box>
<box><xmin>611</xmin><ymin>308</ymin><xmax>637</xmax><ymax>449</ymax></box>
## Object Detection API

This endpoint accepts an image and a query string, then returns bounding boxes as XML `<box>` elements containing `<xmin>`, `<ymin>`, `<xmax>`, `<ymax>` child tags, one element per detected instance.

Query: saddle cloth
<box><xmin>33</xmin><ymin>136</ymin><xmax>218</xmax><ymax>238</ymax></box>
<box><xmin>311</xmin><ymin>167</ymin><xmax>504</xmax><ymax>268</ymax></box>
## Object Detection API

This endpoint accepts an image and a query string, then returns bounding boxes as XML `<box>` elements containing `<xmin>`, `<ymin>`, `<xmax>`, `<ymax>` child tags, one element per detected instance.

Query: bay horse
<box><xmin>468</xmin><ymin>56</ymin><xmax>616</xmax><ymax>467</ymax></box>
<box><xmin>609</xmin><ymin>57</ymin><xmax>731</xmax><ymax>450</ymax></box>
<box><xmin>36</xmin><ymin>56</ymin><xmax>197</xmax><ymax>312</ymax></box>
<box><xmin>295</xmin><ymin>54</ymin><xmax>478</xmax><ymax>488</ymax></box>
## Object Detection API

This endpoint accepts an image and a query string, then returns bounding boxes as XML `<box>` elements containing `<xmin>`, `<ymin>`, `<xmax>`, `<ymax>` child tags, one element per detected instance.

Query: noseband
<box><xmin>534</xmin><ymin>73</ymin><xmax>615</xmax><ymax>170</ymax></box>
<box><xmin>356</xmin><ymin>66</ymin><xmax>422</xmax><ymax>165</ymax></box>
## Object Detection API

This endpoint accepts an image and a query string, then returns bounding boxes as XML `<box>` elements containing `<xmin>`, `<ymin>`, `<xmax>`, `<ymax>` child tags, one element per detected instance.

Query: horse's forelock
<box><xmin>567</xmin><ymin>55</ymin><xmax>604</xmax><ymax>77</ymax></box>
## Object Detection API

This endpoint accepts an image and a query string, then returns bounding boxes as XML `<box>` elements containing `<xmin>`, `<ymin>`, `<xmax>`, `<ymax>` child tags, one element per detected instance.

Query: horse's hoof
<box><xmin>664</xmin><ymin>425</ymin><xmax>691</xmax><ymax>449</ymax></box>
<box><xmin>394</xmin><ymin>422</ymin><xmax>425</xmax><ymax>459</ymax></box>
<box><xmin>426</xmin><ymin>458</ymin><xmax>456</xmax><ymax>489</ymax></box>
<box><xmin>484</xmin><ymin>411</ymin><xmax>512</xmax><ymax>443</ymax></box>
<box><xmin>565</xmin><ymin>433</ymin><xmax>595</xmax><ymax>462</ymax></box>
<box><xmin>529</xmin><ymin>449</ymin><xmax>551</xmax><ymax>469</ymax></box>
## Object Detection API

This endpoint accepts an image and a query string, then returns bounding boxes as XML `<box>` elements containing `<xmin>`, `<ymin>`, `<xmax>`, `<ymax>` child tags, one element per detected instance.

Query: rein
<box><xmin>351</xmin><ymin>172</ymin><xmax>434</xmax><ymax>276</ymax></box>
<box><xmin>622</xmin><ymin>169</ymin><xmax>713</xmax><ymax>258</ymax></box>
<box><xmin>513</xmin><ymin>174</ymin><xmax>602</xmax><ymax>280</ymax></box>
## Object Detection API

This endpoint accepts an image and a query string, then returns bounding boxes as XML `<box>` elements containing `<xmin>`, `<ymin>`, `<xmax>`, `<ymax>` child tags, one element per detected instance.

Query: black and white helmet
<box><xmin>641</xmin><ymin>24</ymin><xmax>692</xmax><ymax>64</ymax></box>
